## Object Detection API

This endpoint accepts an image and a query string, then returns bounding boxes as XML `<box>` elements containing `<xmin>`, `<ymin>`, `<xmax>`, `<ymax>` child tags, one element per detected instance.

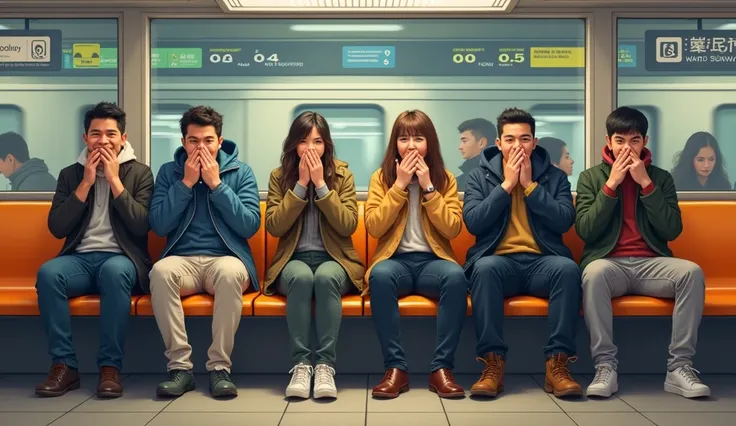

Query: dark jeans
<box><xmin>469</xmin><ymin>253</ymin><xmax>581</xmax><ymax>359</ymax></box>
<box><xmin>36</xmin><ymin>251</ymin><xmax>136</xmax><ymax>370</ymax></box>
<box><xmin>369</xmin><ymin>252</ymin><xmax>468</xmax><ymax>372</ymax></box>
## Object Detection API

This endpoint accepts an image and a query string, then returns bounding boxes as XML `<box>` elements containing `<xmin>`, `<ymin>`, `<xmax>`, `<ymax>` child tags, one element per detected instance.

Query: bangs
<box><xmin>396</xmin><ymin>115</ymin><xmax>426</xmax><ymax>138</ymax></box>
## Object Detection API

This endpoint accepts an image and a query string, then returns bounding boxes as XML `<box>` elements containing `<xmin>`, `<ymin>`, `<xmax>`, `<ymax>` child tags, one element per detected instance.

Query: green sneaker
<box><xmin>210</xmin><ymin>370</ymin><xmax>238</xmax><ymax>398</ymax></box>
<box><xmin>156</xmin><ymin>370</ymin><xmax>195</xmax><ymax>397</ymax></box>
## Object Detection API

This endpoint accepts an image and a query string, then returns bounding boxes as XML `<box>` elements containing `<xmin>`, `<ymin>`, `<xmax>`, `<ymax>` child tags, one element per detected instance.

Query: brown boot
<box><xmin>544</xmin><ymin>354</ymin><xmax>583</xmax><ymax>398</ymax></box>
<box><xmin>35</xmin><ymin>364</ymin><xmax>80</xmax><ymax>397</ymax></box>
<box><xmin>470</xmin><ymin>353</ymin><xmax>504</xmax><ymax>397</ymax></box>
<box><xmin>97</xmin><ymin>366</ymin><xmax>123</xmax><ymax>398</ymax></box>
<box><xmin>372</xmin><ymin>368</ymin><xmax>409</xmax><ymax>398</ymax></box>
<box><xmin>429</xmin><ymin>368</ymin><xmax>465</xmax><ymax>398</ymax></box>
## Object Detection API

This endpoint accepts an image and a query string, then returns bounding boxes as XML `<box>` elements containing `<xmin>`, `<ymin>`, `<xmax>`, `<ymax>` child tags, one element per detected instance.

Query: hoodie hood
<box><xmin>174</xmin><ymin>139</ymin><xmax>240</xmax><ymax>172</ymax></box>
<box><xmin>478</xmin><ymin>144</ymin><xmax>553</xmax><ymax>182</ymax></box>
<box><xmin>77</xmin><ymin>140</ymin><xmax>137</xmax><ymax>167</ymax></box>
<box><xmin>8</xmin><ymin>158</ymin><xmax>50</xmax><ymax>185</ymax></box>
<box><xmin>602</xmin><ymin>146</ymin><xmax>652</xmax><ymax>167</ymax></box>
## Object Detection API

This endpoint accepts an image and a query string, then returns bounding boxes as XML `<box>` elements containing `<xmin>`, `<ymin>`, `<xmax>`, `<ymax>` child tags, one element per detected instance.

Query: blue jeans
<box><xmin>469</xmin><ymin>253</ymin><xmax>581</xmax><ymax>359</ymax></box>
<box><xmin>36</xmin><ymin>252</ymin><xmax>136</xmax><ymax>370</ymax></box>
<box><xmin>369</xmin><ymin>252</ymin><xmax>468</xmax><ymax>372</ymax></box>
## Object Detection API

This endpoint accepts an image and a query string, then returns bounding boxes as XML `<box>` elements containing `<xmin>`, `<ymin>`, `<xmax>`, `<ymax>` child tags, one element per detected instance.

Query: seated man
<box><xmin>576</xmin><ymin>106</ymin><xmax>709</xmax><ymax>399</ymax></box>
<box><xmin>35</xmin><ymin>102</ymin><xmax>153</xmax><ymax>398</ymax></box>
<box><xmin>0</xmin><ymin>131</ymin><xmax>57</xmax><ymax>191</ymax></box>
<box><xmin>149</xmin><ymin>106</ymin><xmax>261</xmax><ymax>399</ymax></box>
<box><xmin>464</xmin><ymin>107</ymin><xmax>582</xmax><ymax>398</ymax></box>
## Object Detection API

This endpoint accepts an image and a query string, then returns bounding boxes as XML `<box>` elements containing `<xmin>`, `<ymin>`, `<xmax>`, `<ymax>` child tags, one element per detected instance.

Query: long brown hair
<box><xmin>279</xmin><ymin>111</ymin><xmax>337</xmax><ymax>192</ymax></box>
<box><xmin>379</xmin><ymin>110</ymin><xmax>448</xmax><ymax>192</ymax></box>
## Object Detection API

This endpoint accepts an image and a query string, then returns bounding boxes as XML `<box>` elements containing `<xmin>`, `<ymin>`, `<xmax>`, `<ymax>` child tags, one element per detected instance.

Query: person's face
<box><xmin>556</xmin><ymin>145</ymin><xmax>574</xmax><ymax>176</ymax></box>
<box><xmin>83</xmin><ymin>118</ymin><xmax>126</xmax><ymax>154</ymax></box>
<box><xmin>495</xmin><ymin>123</ymin><xmax>536</xmax><ymax>159</ymax></box>
<box><xmin>397</xmin><ymin>134</ymin><xmax>427</xmax><ymax>159</ymax></box>
<box><xmin>606</xmin><ymin>132</ymin><xmax>648</xmax><ymax>159</ymax></box>
<box><xmin>182</xmin><ymin>124</ymin><xmax>222</xmax><ymax>158</ymax></box>
<box><xmin>296</xmin><ymin>126</ymin><xmax>325</xmax><ymax>158</ymax></box>
<box><xmin>458</xmin><ymin>130</ymin><xmax>486</xmax><ymax>160</ymax></box>
<box><xmin>0</xmin><ymin>155</ymin><xmax>18</xmax><ymax>178</ymax></box>
<box><xmin>694</xmin><ymin>146</ymin><xmax>716</xmax><ymax>179</ymax></box>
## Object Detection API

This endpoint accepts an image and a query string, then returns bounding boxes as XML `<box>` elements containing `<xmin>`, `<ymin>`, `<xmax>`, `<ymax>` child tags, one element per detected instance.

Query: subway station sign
<box><xmin>645</xmin><ymin>30</ymin><xmax>736</xmax><ymax>73</ymax></box>
<box><xmin>0</xmin><ymin>30</ymin><xmax>61</xmax><ymax>71</ymax></box>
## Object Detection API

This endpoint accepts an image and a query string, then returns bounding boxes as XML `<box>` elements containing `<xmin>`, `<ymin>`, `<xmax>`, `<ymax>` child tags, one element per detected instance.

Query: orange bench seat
<box><xmin>135</xmin><ymin>293</ymin><xmax>259</xmax><ymax>316</ymax></box>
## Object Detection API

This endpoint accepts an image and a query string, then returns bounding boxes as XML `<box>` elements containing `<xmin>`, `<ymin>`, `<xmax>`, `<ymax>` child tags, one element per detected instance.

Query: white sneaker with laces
<box><xmin>586</xmin><ymin>364</ymin><xmax>618</xmax><ymax>398</ymax></box>
<box><xmin>285</xmin><ymin>363</ymin><xmax>313</xmax><ymax>399</ymax></box>
<box><xmin>313</xmin><ymin>364</ymin><xmax>338</xmax><ymax>399</ymax></box>
<box><xmin>664</xmin><ymin>365</ymin><xmax>710</xmax><ymax>398</ymax></box>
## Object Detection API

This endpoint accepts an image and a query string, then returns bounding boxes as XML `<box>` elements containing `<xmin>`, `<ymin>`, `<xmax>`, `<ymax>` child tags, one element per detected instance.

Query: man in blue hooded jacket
<box><xmin>148</xmin><ymin>106</ymin><xmax>260</xmax><ymax>398</ymax></box>
<box><xmin>463</xmin><ymin>108</ymin><xmax>582</xmax><ymax>399</ymax></box>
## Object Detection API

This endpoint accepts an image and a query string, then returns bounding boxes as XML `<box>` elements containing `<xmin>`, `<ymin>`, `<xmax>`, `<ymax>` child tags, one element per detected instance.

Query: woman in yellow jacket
<box><xmin>365</xmin><ymin>110</ymin><xmax>467</xmax><ymax>399</ymax></box>
<box><xmin>265</xmin><ymin>112</ymin><xmax>364</xmax><ymax>400</ymax></box>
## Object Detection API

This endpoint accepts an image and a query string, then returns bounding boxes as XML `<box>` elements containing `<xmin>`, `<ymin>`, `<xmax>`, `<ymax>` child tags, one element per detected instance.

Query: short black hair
<box><xmin>496</xmin><ymin>108</ymin><xmax>535</xmax><ymax>138</ymax></box>
<box><xmin>537</xmin><ymin>137</ymin><xmax>567</xmax><ymax>163</ymax></box>
<box><xmin>180</xmin><ymin>106</ymin><xmax>223</xmax><ymax>138</ymax></box>
<box><xmin>606</xmin><ymin>106</ymin><xmax>648</xmax><ymax>138</ymax></box>
<box><xmin>458</xmin><ymin>118</ymin><xmax>497</xmax><ymax>143</ymax></box>
<box><xmin>84</xmin><ymin>102</ymin><xmax>126</xmax><ymax>134</ymax></box>
<box><xmin>0</xmin><ymin>131</ymin><xmax>30</xmax><ymax>163</ymax></box>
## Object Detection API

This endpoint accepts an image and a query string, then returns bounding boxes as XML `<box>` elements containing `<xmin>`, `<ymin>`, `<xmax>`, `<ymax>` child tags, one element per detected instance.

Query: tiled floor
<box><xmin>0</xmin><ymin>373</ymin><xmax>734</xmax><ymax>426</ymax></box>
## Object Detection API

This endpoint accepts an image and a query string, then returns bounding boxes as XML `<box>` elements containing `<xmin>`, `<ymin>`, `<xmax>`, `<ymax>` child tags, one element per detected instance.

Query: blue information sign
<box><xmin>342</xmin><ymin>46</ymin><xmax>395</xmax><ymax>68</ymax></box>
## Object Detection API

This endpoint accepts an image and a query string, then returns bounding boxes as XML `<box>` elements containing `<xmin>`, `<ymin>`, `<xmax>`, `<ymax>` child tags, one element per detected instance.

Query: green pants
<box><xmin>277</xmin><ymin>251</ymin><xmax>352</xmax><ymax>367</ymax></box>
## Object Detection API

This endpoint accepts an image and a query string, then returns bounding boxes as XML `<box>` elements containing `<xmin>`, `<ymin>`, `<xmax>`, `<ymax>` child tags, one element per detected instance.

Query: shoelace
<box><xmin>100</xmin><ymin>368</ymin><xmax>119</xmax><ymax>383</ymax></box>
<box><xmin>168</xmin><ymin>370</ymin><xmax>188</xmax><ymax>384</ymax></box>
<box><xmin>289</xmin><ymin>364</ymin><xmax>313</xmax><ymax>387</ymax></box>
<box><xmin>551</xmin><ymin>356</ymin><xmax>577</xmax><ymax>382</ymax></box>
<box><xmin>212</xmin><ymin>370</ymin><xmax>230</xmax><ymax>384</ymax></box>
<box><xmin>591</xmin><ymin>365</ymin><xmax>613</xmax><ymax>385</ymax></box>
<box><xmin>49</xmin><ymin>365</ymin><xmax>67</xmax><ymax>383</ymax></box>
<box><xmin>314</xmin><ymin>365</ymin><xmax>336</xmax><ymax>387</ymax></box>
<box><xmin>476</xmin><ymin>356</ymin><xmax>501</xmax><ymax>382</ymax></box>
<box><xmin>680</xmin><ymin>365</ymin><xmax>703</xmax><ymax>385</ymax></box>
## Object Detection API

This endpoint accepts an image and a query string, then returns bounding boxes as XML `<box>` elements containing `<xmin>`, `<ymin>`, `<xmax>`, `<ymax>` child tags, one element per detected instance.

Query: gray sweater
<box><xmin>396</xmin><ymin>183</ymin><xmax>432</xmax><ymax>254</ymax></box>
<box><xmin>293</xmin><ymin>182</ymin><xmax>329</xmax><ymax>253</ymax></box>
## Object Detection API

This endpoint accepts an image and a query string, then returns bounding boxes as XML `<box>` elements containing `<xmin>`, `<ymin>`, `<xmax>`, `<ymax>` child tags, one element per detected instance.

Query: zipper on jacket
<box><xmin>160</xmin><ymin>186</ymin><xmax>197</xmax><ymax>259</ymax></box>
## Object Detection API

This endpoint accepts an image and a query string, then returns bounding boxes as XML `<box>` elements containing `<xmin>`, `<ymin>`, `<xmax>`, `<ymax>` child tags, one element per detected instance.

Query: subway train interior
<box><xmin>1</xmin><ymin>0</ymin><xmax>736</xmax><ymax>425</ymax></box>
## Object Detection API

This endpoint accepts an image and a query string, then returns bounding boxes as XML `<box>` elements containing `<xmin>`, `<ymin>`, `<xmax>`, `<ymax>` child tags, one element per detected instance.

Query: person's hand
<box><xmin>606</xmin><ymin>146</ymin><xmax>633</xmax><ymax>190</ymax></box>
<box><xmin>199</xmin><ymin>147</ymin><xmax>221</xmax><ymax>190</ymax></box>
<box><xmin>394</xmin><ymin>150</ymin><xmax>419</xmax><ymax>190</ymax></box>
<box><xmin>627</xmin><ymin>148</ymin><xmax>652</xmax><ymax>188</ymax></box>
<box><xmin>82</xmin><ymin>149</ymin><xmax>101</xmax><ymax>186</ymax></box>
<box><xmin>519</xmin><ymin>151</ymin><xmax>533</xmax><ymax>189</ymax></box>
<box><xmin>305</xmin><ymin>149</ymin><xmax>325</xmax><ymax>188</ymax></box>
<box><xmin>298</xmin><ymin>153</ymin><xmax>310</xmax><ymax>187</ymax></box>
<box><xmin>415</xmin><ymin>156</ymin><xmax>432</xmax><ymax>191</ymax></box>
<box><xmin>99</xmin><ymin>146</ymin><xmax>120</xmax><ymax>184</ymax></box>
<box><xmin>182</xmin><ymin>149</ymin><xmax>201</xmax><ymax>188</ymax></box>
<box><xmin>501</xmin><ymin>145</ymin><xmax>523</xmax><ymax>193</ymax></box>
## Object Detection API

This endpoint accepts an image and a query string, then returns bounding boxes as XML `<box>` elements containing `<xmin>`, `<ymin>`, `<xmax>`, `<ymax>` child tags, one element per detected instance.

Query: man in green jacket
<box><xmin>575</xmin><ymin>107</ymin><xmax>709</xmax><ymax>400</ymax></box>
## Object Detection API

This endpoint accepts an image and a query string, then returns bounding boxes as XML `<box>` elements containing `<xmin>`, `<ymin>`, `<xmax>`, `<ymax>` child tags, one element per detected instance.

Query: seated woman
<box><xmin>264</xmin><ymin>111</ymin><xmax>365</xmax><ymax>400</ymax></box>
<box><xmin>537</xmin><ymin>137</ymin><xmax>574</xmax><ymax>177</ymax></box>
<box><xmin>671</xmin><ymin>131</ymin><xmax>731</xmax><ymax>191</ymax></box>
<box><xmin>365</xmin><ymin>110</ymin><xmax>467</xmax><ymax>399</ymax></box>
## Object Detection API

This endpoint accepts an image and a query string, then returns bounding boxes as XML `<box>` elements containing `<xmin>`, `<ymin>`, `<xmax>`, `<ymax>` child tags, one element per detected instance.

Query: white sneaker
<box><xmin>664</xmin><ymin>365</ymin><xmax>711</xmax><ymax>398</ymax></box>
<box><xmin>313</xmin><ymin>364</ymin><xmax>338</xmax><ymax>399</ymax></box>
<box><xmin>285</xmin><ymin>363</ymin><xmax>313</xmax><ymax>399</ymax></box>
<box><xmin>586</xmin><ymin>364</ymin><xmax>618</xmax><ymax>398</ymax></box>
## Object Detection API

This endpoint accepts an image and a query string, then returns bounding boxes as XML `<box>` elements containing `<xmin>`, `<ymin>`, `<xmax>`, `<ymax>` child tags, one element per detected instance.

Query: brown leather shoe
<box><xmin>372</xmin><ymin>368</ymin><xmax>409</xmax><ymax>398</ymax></box>
<box><xmin>97</xmin><ymin>366</ymin><xmax>123</xmax><ymax>398</ymax></box>
<box><xmin>470</xmin><ymin>353</ymin><xmax>504</xmax><ymax>397</ymax></box>
<box><xmin>429</xmin><ymin>368</ymin><xmax>465</xmax><ymax>398</ymax></box>
<box><xmin>544</xmin><ymin>353</ymin><xmax>583</xmax><ymax>398</ymax></box>
<box><xmin>35</xmin><ymin>364</ymin><xmax>80</xmax><ymax>397</ymax></box>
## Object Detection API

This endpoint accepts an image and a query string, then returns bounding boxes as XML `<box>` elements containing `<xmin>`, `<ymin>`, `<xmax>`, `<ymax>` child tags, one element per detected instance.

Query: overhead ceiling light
<box><xmin>216</xmin><ymin>0</ymin><xmax>518</xmax><ymax>13</ymax></box>
<box><xmin>291</xmin><ymin>24</ymin><xmax>403</xmax><ymax>31</ymax></box>
<box><xmin>716</xmin><ymin>23</ymin><xmax>736</xmax><ymax>30</ymax></box>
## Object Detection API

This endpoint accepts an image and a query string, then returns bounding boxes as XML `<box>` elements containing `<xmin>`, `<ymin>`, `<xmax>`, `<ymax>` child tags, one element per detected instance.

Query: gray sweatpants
<box><xmin>582</xmin><ymin>256</ymin><xmax>705</xmax><ymax>371</ymax></box>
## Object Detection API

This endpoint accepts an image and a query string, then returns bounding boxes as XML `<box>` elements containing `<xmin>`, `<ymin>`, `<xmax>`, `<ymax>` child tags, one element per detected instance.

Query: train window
<box><xmin>0</xmin><ymin>106</ymin><xmax>24</xmax><ymax>191</ymax></box>
<box><xmin>150</xmin><ymin>104</ymin><xmax>192</xmax><ymax>178</ymax></box>
<box><xmin>293</xmin><ymin>105</ymin><xmax>384</xmax><ymax>191</ymax></box>
<box><xmin>617</xmin><ymin>18</ymin><xmax>735</xmax><ymax>192</ymax></box>
<box><xmin>530</xmin><ymin>104</ymin><xmax>584</xmax><ymax>190</ymax></box>
<box><xmin>0</xmin><ymin>18</ymin><xmax>118</xmax><ymax>193</ymax></box>
<box><xmin>150</xmin><ymin>18</ymin><xmax>586</xmax><ymax>192</ymax></box>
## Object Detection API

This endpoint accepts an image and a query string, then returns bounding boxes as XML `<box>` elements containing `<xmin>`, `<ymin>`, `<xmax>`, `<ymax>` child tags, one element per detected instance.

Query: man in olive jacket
<box><xmin>576</xmin><ymin>107</ymin><xmax>709</xmax><ymax>400</ymax></box>
<box><xmin>35</xmin><ymin>102</ymin><xmax>154</xmax><ymax>399</ymax></box>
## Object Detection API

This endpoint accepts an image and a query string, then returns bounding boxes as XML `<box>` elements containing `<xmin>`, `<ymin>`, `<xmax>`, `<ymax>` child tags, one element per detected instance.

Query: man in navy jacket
<box><xmin>463</xmin><ymin>108</ymin><xmax>582</xmax><ymax>399</ymax></box>
<box><xmin>149</xmin><ymin>106</ymin><xmax>261</xmax><ymax>399</ymax></box>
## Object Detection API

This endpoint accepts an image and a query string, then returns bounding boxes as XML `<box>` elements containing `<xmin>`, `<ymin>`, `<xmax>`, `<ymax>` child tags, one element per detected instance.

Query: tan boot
<box><xmin>544</xmin><ymin>353</ymin><xmax>583</xmax><ymax>398</ymax></box>
<box><xmin>470</xmin><ymin>353</ymin><xmax>504</xmax><ymax>397</ymax></box>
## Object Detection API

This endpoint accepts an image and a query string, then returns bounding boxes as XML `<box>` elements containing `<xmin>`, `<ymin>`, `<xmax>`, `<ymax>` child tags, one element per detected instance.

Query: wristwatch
<box><xmin>422</xmin><ymin>185</ymin><xmax>435</xmax><ymax>195</ymax></box>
